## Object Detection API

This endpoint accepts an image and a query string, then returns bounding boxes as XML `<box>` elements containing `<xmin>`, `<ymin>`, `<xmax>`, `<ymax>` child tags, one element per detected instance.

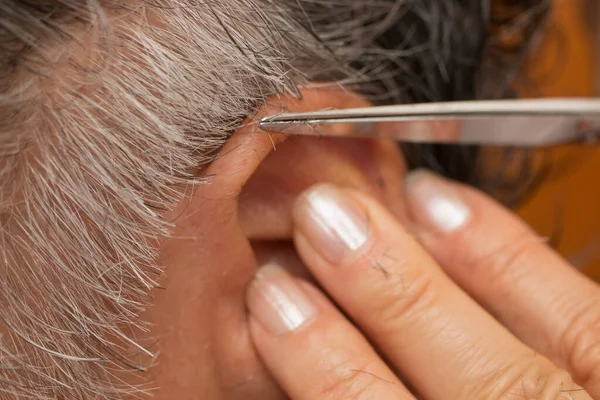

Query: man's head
<box><xmin>0</xmin><ymin>1</ymin><xmax>548</xmax><ymax>398</ymax></box>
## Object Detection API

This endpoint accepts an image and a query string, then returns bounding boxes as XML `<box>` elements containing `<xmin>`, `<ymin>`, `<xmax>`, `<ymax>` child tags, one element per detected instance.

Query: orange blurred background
<box><xmin>516</xmin><ymin>0</ymin><xmax>600</xmax><ymax>279</ymax></box>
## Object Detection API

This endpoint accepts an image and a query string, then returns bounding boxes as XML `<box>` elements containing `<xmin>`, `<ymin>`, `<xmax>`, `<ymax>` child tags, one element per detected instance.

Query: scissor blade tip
<box><xmin>258</xmin><ymin>119</ymin><xmax>271</xmax><ymax>129</ymax></box>
<box><xmin>258</xmin><ymin>119</ymin><xmax>284</xmax><ymax>132</ymax></box>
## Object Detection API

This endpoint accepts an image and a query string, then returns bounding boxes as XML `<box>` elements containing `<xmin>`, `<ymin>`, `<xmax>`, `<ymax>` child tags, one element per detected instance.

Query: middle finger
<box><xmin>292</xmin><ymin>184</ymin><xmax>588</xmax><ymax>400</ymax></box>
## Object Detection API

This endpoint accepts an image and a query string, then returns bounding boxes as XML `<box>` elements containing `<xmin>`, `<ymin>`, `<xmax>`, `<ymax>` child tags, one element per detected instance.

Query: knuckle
<box><xmin>473</xmin><ymin>359</ymin><xmax>580</xmax><ymax>400</ymax></box>
<box><xmin>558</xmin><ymin>300</ymin><xmax>600</xmax><ymax>387</ymax></box>
<box><xmin>317</xmin><ymin>358</ymin><xmax>383</xmax><ymax>400</ymax></box>
<box><xmin>371</xmin><ymin>265</ymin><xmax>437</xmax><ymax>329</ymax></box>
<box><xmin>464</xmin><ymin>232</ymin><xmax>542</xmax><ymax>288</ymax></box>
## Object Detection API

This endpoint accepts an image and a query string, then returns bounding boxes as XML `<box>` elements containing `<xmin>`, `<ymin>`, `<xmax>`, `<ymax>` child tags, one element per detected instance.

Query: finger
<box><xmin>403</xmin><ymin>169</ymin><xmax>600</xmax><ymax>395</ymax></box>
<box><xmin>246</xmin><ymin>263</ymin><xmax>413</xmax><ymax>400</ymax></box>
<box><xmin>291</xmin><ymin>183</ymin><xmax>591</xmax><ymax>400</ymax></box>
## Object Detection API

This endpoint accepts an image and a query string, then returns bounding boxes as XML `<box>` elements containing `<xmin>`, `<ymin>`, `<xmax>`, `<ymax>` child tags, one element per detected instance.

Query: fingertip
<box><xmin>245</xmin><ymin>263</ymin><xmax>319</xmax><ymax>336</ymax></box>
<box><xmin>404</xmin><ymin>169</ymin><xmax>472</xmax><ymax>234</ymax></box>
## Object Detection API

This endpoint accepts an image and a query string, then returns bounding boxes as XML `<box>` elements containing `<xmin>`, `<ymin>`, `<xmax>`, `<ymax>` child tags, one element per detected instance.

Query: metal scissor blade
<box><xmin>258</xmin><ymin>99</ymin><xmax>600</xmax><ymax>147</ymax></box>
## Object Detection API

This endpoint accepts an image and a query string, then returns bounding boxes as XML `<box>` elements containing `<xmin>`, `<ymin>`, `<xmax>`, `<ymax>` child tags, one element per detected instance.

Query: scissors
<box><xmin>259</xmin><ymin>98</ymin><xmax>600</xmax><ymax>147</ymax></box>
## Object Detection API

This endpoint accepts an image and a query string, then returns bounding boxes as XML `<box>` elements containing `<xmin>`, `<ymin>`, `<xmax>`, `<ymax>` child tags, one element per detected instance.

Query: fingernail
<box><xmin>405</xmin><ymin>170</ymin><xmax>471</xmax><ymax>233</ymax></box>
<box><xmin>293</xmin><ymin>184</ymin><xmax>370</xmax><ymax>263</ymax></box>
<box><xmin>246</xmin><ymin>263</ymin><xmax>318</xmax><ymax>335</ymax></box>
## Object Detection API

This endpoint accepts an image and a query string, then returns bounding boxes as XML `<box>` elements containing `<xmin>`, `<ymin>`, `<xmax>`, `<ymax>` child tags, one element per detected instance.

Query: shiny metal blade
<box><xmin>258</xmin><ymin>99</ymin><xmax>600</xmax><ymax>147</ymax></box>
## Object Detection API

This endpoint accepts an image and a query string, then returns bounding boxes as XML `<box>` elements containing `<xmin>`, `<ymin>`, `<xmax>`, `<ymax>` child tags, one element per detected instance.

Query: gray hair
<box><xmin>0</xmin><ymin>0</ymin><xmax>549</xmax><ymax>398</ymax></box>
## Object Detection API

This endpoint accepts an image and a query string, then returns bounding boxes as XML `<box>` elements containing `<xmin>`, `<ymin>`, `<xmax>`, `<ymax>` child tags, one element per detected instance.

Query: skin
<box><xmin>247</xmin><ymin>171</ymin><xmax>600</xmax><ymax>399</ymax></box>
<box><xmin>139</xmin><ymin>88</ymin><xmax>409</xmax><ymax>399</ymax></box>
<box><xmin>130</xmin><ymin>87</ymin><xmax>600</xmax><ymax>399</ymax></box>
<box><xmin>3</xmin><ymin>3</ymin><xmax>582</xmax><ymax>398</ymax></box>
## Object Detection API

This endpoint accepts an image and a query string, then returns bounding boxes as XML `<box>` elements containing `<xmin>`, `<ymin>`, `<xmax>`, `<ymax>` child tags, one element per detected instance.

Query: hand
<box><xmin>245</xmin><ymin>170</ymin><xmax>600</xmax><ymax>399</ymax></box>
